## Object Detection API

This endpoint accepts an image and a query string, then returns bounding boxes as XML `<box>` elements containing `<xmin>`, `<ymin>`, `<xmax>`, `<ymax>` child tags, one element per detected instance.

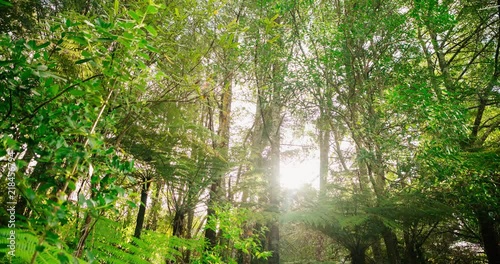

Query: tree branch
<box><xmin>18</xmin><ymin>74</ymin><xmax>103</xmax><ymax>123</ymax></box>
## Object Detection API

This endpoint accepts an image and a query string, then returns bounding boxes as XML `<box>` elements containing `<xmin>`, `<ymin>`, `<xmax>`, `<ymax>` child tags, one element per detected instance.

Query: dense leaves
<box><xmin>1</xmin><ymin>0</ymin><xmax>500</xmax><ymax>263</ymax></box>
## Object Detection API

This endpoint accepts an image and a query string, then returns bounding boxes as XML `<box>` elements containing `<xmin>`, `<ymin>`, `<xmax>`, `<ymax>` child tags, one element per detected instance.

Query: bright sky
<box><xmin>231</xmin><ymin>83</ymin><xmax>321</xmax><ymax>190</ymax></box>
<box><xmin>280</xmin><ymin>157</ymin><xmax>320</xmax><ymax>190</ymax></box>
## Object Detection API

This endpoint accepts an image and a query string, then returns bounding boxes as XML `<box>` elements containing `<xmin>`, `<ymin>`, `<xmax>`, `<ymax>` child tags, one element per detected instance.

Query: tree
<box><xmin>2</xmin><ymin>0</ymin><xmax>499</xmax><ymax>263</ymax></box>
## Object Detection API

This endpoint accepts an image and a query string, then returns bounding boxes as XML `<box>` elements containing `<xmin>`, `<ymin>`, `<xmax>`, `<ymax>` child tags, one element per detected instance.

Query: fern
<box><xmin>0</xmin><ymin>228</ymin><xmax>84</xmax><ymax>264</ymax></box>
<box><xmin>87</xmin><ymin>218</ymin><xmax>150</xmax><ymax>264</ymax></box>
<box><xmin>87</xmin><ymin>218</ymin><xmax>203</xmax><ymax>264</ymax></box>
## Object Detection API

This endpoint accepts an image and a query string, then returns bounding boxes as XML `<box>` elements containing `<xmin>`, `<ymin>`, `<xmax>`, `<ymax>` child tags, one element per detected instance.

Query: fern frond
<box><xmin>0</xmin><ymin>228</ymin><xmax>84</xmax><ymax>264</ymax></box>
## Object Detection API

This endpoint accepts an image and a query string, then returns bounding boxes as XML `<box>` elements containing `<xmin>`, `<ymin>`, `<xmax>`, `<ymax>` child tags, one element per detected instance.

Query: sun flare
<box><xmin>280</xmin><ymin>158</ymin><xmax>320</xmax><ymax>190</ymax></box>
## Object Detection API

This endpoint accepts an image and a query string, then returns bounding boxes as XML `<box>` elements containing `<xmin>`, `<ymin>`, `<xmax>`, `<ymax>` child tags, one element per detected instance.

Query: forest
<box><xmin>0</xmin><ymin>0</ymin><xmax>499</xmax><ymax>263</ymax></box>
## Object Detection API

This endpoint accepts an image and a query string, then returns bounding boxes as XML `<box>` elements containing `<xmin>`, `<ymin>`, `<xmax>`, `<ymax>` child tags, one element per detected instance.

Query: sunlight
<box><xmin>280</xmin><ymin>158</ymin><xmax>320</xmax><ymax>190</ymax></box>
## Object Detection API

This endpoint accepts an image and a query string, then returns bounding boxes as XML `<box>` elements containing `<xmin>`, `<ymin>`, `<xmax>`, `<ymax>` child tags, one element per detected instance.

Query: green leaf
<box><xmin>96</xmin><ymin>37</ymin><xmax>115</xmax><ymax>42</ymax></box>
<box><xmin>104</xmin><ymin>196</ymin><xmax>114</xmax><ymax>205</ymax></box>
<box><xmin>117</xmin><ymin>21</ymin><xmax>135</xmax><ymax>29</ymax></box>
<box><xmin>82</xmin><ymin>50</ymin><xmax>93</xmax><ymax>57</ymax></box>
<box><xmin>137</xmin><ymin>51</ymin><xmax>150</xmax><ymax>60</ymax></box>
<box><xmin>15</xmin><ymin>159</ymin><xmax>27</xmax><ymax>169</ymax></box>
<box><xmin>65</xmin><ymin>18</ymin><xmax>72</xmax><ymax>27</ymax></box>
<box><xmin>25</xmin><ymin>40</ymin><xmax>36</xmax><ymax>50</ymax></box>
<box><xmin>3</xmin><ymin>136</ymin><xmax>19</xmax><ymax>150</ymax></box>
<box><xmin>116</xmin><ymin>186</ymin><xmax>125</xmax><ymax>196</ymax></box>
<box><xmin>146</xmin><ymin>44</ymin><xmax>159</xmax><ymax>53</ymax></box>
<box><xmin>146</xmin><ymin>5</ymin><xmax>158</xmax><ymax>14</ymax></box>
<box><xmin>69</xmin><ymin>89</ymin><xmax>85</xmax><ymax>96</ymax></box>
<box><xmin>25</xmin><ymin>188</ymin><xmax>36</xmax><ymax>200</ymax></box>
<box><xmin>69</xmin><ymin>36</ymin><xmax>88</xmax><ymax>46</ymax></box>
<box><xmin>0</xmin><ymin>0</ymin><xmax>13</xmax><ymax>7</ymax></box>
<box><xmin>145</xmin><ymin>25</ymin><xmax>158</xmax><ymax>36</ymax></box>
<box><xmin>127</xmin><ymin>201</ymin><xmax>137</xmax><ymax>208</ymax></box>
<box><xmin>0</xmin><ymin>60</ymin><xmax>15</xmax><ymax>66</ymax></box>
<box><xmin>114</xmin><ymin>0</ymin><xmax>119</xmax><ymax>16</ymax></box>
<box><xmin>128</xmin><ymin>10</ymin><xmax>141</xmax><ymax>22</ymax></box>
<box><xmin>36</xmin><ymin>71</ymin><xmax>64</xmax><ymax>80</ymax></box>
<box><xmin>75</xmin><ymin>58</ymin><xmax>94</xmax><ymax>64</ymax></box>
<box><xmin>35</xmin><ymin>245</ymin><xmax>46</xmax><ymax>252</ymax></box>
<box><xmin>36</xmin><ymin>41</ymin><xmax>50</xmax><ymax>50</ymax></box>
<box><xmin>123</xmin><ymin>32</ymin><xmax>134</xmax><ymax>39</ymax></box>
<box><xmin>57</xmin><ymin>252</ymin><xmax>70</xmax><ymax>264</ymax></box>
<box><xmin>46</xmin><ymin>230</ymin><xmax>59</xmax><ymax>242</ymax></box>
<box><xmin>67</xmin><ymin>180</ymin><xmax>76</xmax><ymax>191</ymax></box>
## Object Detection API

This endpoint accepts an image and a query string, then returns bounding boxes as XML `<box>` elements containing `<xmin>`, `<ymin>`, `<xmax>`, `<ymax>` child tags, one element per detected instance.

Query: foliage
<box><xmin>202</xmin><ymin>204</ymin><xmax>272</xmax><ymax>263</ymax></box>
<box><xmin>1</xmin><ymin>0</ymin><xmax>500</xmax><ymax>263</ymax></box>
<box><xmin>84</xmin><ymin>217</ymin><xmax>204</xmax><ymax>264</ymax></box>
<box><xmin>0</xmin><ymin>1</ymin><xmax>164</xmax><ymax>262</ymax></box>
<box><xmin>0</xmin><ymin>228</ymin><xmax>84</xmax><ymax>264</ymax></box>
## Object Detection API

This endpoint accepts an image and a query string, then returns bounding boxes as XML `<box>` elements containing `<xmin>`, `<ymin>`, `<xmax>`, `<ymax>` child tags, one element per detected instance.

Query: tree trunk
<box><xmin>183</xmin><ymin>207</ymin><xmax>195</xmax><ymax>263</ymax></box>
<box><xmin>318</xmin><ymin>114</ymin><xmax>330</xmax><ymax>197</ymax></box>
<box><xmin>133</xmin><ymin>178</ymin><xmax>151</xmax><ymax>239</ymax></box>
<box><xmin>350</xmin><ymin>247</ymin><xmax>366</xmax><ymax>264</ymax></box>
<box><xmin>403</xmin><ymin>229</ymin><xmax>419</xmax><ymax>264</ymax></box>
<box><xmin>267</xmin><ymin>133</ymin><xmax>280</xmax><ymax>264</ymax></box>
<box><xmin>172</xmin><ymin>207</ymin><xmax>185</xmax><ymax>237</ymax></box>
<box><xmin>268</xmin><ymin>221</ymin><xmax>280</xmax><ymax>264</ymax></box>
<box><xmin>265</xmin><ymin>28</ymin><xmax>284</xmax><ymax>263</ymax></box>
<box><xmin>477</xmin><ymin>211</ymin><xmax>500</xmax><ymax>264</ymax></box>
<box><xmin>204</xmin><ymin>73</ymin><xmax>232</xmax><ymax>249</ymax></box>
<box><xmin>383</xmin><ymin>228</ymin><xmax>401</xmax><ymax>264</ymax></box>
<box><xmin>371</xmin><ymin>239</ymin><xmax>384</xmax><ymax>264</ymax></box>
<box><xmin>146</xmin><ymin>182</ymin><xmax>162</xmax><ymax>231</ymax></box>
<box><xmin>204</xmin><ymin>202</ymin><xmax>218</xmax><ymax>246</ymax></box>
<box><xmin>74</xmin><ymin>213</ymin><xmax>93</xmax><ymax>258</ymax></box>
<box><xmin>74</xmin><ymin>181</ymin><xmax>98</xmax><ymax>258</ymax></box>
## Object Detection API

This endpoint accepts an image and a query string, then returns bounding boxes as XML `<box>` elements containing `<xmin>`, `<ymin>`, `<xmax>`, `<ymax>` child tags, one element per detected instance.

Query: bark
<box><xmin>266</xmin><ymin>79</ymin><xmax>282</xmax><ymax>264</ymax></box>
<box><xmin>204</xmin><ymin>75</ymin><xmax>232</xmax><ymax>248</ymax></box>
<box><xmin>267</xmin><ymin>117</ymin><xmax>281</xmax><ymax>264</ymax></box>
<box><xmin>315</xmin><ymin>234</ymin><xmax>325</xmax><ymax>261</ymax></box>
<box><xmin>350</xmin><ymin>247</ymin><xmax>367</xmax><ymax>264</ymax></box>
<box><xmin>146</xmin><ymin>182</ymin><xmax>162</xmax><ymax>231</ymax></box>
<box><xmin>403</xmin><ymin>230</ymin><xmax>417</xmax><ymax>264</ymax></box>
<box><xmin>330</xmin><ymin>123</ymin><xmax>349</xmax><ymax>172</ymax></box>
<box><xmin>74</xmin><ymin>213</ymin><xmax>93</xmax><ymax>258</ymax></box>
<box><xmin>403</xmin><ymin>228</ymin><xmax>425</xmax><ymax>264</ymax></box>
<box><xmin>477</xmin><ymin>211</ymin><xmax>500</xmax><ymax>264</ymax></box>
<box><xmin>318</xmin><ymin>116</ymin><xmax>330</xmax><ymax>197</ymax></box>
<box><xmin>14</xmin><ymin>149</ymin><xmax>35</xmax><ymax>217</ymax></box>
<box><xmin>204</xmin><ymin>203</ymin><xmax>218</xmax><ymax>247</ymax></box>
<box><xmin>267</xmin><ymin>221</ymin><xmax>280</xmax><ymax>264</ymax></box>
<box><xmin>170</xmin><ymin>203</ymin><xmax>188</xmax><ymax>263</ymax></box>
<box><xmin>172</xmin><ymin>207</ymin><xmax>186</xmax><ymax>237</ymax></box>
<box><xmin>239</xmin><ymin>99</ymin><xmax>266</xmax><ymax>263</ymax></box>
<box><xmin>133</xmin><ymin>178</ymin><xmax>151</xmax><ymax>239</ymax></box>
<box><xmin>383</xmin><ymin>226</ymin><xmax>401</xmax><ymax>264</ymax></box>
<box><xmin>375</xmin><ymin>150</ymin><xmax>401</xmax><ymax>264</ymax></box>
<box><xmin>183</xmin><ymin>207</ymin><xmax>195</xmax><ymax>263</ymax></box>
<box><xmin>74</xmin><ymin>181</ymin><xmax>98</xmax><ymax>258</ymax></box>
<box><xmin>469</xmin><ymin>2</ymin><xmax>500</xmax><ymax>257</ymax></box>
<box><xmin>371</xmin><ymin>239</ymin><xmax>384</xmax><ymax>264</ymax></box>
<box><xmin>470</xmin><ymin>96</ymin><xmax>486</xmax><ymax>145</ymax></box>
<box><xmin>249</xmin><ymin>10</ymin><xmax>285</xmax><ymax>263</ymax></box>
